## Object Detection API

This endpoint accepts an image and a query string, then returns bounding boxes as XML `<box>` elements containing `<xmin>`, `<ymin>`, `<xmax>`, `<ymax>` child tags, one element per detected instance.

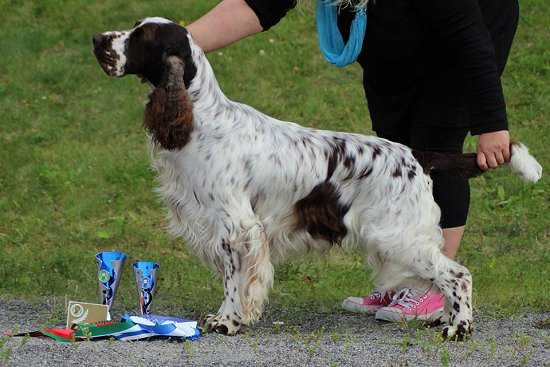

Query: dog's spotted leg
<box><xmin>407</xmin><ymin>248</ymin><xmax>473</xmax><ymax>341</ymax></box>
<box><xmin>205</xmin><ymin>220</ymin><xmax>273</xmax><ymax>335</ymax></box>
<box><xmin>205</xmin><ymin>239</ymin><xmax>246</xmax><ymax>335</ymax></box>
<box><xmin>438</xmin><ymin>267</ymin><xmax>473</xmax><ymax>341</ymax></box>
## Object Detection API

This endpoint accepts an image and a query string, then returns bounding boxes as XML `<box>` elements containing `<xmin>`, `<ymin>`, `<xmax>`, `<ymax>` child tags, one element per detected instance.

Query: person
<box><xmin>187</xmin><ymin>0</ymin><xmax>516</xmax><ymax>322</ymax></box>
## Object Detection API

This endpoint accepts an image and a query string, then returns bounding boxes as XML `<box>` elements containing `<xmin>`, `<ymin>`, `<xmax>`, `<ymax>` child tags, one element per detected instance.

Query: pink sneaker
<box><xmin>342</xmin><ymin>290</ymin><xmax>394</xmax><ymax>314</ymax></box>
<box><xmin>375</xmin><ymin>286</ymin><xmax>445</xmax><ymax>322</ymax></box>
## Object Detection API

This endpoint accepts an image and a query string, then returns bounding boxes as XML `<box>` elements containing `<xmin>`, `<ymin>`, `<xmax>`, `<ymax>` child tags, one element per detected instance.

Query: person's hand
<box><xmin>476</xmin><ymin>130</ymin><xmax>510</xmax><ymax>170</ymax></box>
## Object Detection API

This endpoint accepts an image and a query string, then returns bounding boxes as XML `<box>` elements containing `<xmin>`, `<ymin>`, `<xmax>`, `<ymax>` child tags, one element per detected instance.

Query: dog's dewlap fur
<box><xmin>92</xmin><ymin>17</ymin><xmax>542</xmax><ymax>339</ymax></box>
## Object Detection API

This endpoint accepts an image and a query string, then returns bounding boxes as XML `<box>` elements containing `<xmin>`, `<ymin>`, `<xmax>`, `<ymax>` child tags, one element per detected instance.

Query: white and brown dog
<box><xmin>92</xmin><ymin>17</ymin><xmax>542</xmax><ymax>339</ymax></box>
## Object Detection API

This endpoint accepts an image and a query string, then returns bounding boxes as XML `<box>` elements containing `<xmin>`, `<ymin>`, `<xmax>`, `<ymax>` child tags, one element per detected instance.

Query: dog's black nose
<box><xmin>92</xmin><ymin>34</ymin><xmax>104</xmax><ymax>48</ymax></box>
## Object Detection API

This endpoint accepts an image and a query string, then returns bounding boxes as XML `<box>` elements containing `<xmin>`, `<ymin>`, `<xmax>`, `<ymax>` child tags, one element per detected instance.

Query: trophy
<box><xmin>133</xmin><ymin>261</ymin><xmax>160</xmax><ymax>315</ymax></box>
<box><xmin>95</xmin><ymin>251</ymin><xmax>127</xmax><ymax>311</ymax></box>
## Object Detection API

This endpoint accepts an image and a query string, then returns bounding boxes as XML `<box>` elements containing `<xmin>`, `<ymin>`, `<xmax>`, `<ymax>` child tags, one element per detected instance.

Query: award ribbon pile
<box><xmin>9</xmin><ymin>251</ymin><xmax>201</xmax><ymax>343</ymax></box>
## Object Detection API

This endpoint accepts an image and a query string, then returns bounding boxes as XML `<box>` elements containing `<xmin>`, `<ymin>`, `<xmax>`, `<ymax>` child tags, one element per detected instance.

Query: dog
<box><xmin>92</xmin><ymin>17</ymin><xmax>542</xmax><ymax>339</ymax></box>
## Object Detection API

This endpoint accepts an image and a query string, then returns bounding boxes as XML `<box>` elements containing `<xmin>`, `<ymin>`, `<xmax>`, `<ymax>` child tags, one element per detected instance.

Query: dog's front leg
<box><xmin>206</xmin><ymin>221</ymin><xmax>273</xmax><ymax>335</ymax></box>
<box><xmin>205</xmin><ymin>239</ymin><xmax>247</xmax><ymax>335</ymax></box>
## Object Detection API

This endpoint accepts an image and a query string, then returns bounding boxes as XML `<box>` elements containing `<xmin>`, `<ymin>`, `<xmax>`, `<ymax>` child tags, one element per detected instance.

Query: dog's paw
<box><xmin>204</xmin><ymin>314</ymin><xmax>242</xmax><ymax>336</ymax></box>
<box><xmin>442</xmin><ymin>320</ymin><xmax>473</xmax><ymax>341</ymax></box>
<box><xmin>426</xmin><ymin>315</ymin><xmax>445</xmax><ymax>328</ymax></box>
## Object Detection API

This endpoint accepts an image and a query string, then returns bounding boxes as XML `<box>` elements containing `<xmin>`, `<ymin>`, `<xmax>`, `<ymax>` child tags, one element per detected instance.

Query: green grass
<box><xmin>0</xmin><ymin>0</ymin><xmax>548</xmax><ymax>319</ymax></box>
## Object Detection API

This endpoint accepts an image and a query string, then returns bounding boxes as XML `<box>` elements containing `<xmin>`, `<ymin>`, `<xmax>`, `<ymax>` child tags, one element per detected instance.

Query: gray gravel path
<box><xmin>0</xmin><ymin>299</ymin><xmax>548</xmax><ymax>366</ymax></box>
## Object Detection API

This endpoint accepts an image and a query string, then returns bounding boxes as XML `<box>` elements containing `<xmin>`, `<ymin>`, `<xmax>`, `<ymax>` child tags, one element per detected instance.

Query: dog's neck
<box><xmin>185</xmin><ymin>38</ymin><xmax>233</xmax><ymax>122</ymax></box>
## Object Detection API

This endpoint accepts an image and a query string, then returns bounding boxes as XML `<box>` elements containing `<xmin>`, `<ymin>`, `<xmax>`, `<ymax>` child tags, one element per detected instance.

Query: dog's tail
<box><xmin>508</xmin><ymin>142</ymin><xmax>543</xmax><ymax>182</ymax></box>
<box><xmin>412</xmin><ymin>142</ymin><xmax>542</xmax><ymax>182</ymax></box>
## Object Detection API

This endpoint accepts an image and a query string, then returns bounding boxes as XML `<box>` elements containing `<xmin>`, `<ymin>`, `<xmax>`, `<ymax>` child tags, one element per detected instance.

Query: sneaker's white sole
<box><xmin>375</xmin><ymin>308</ymin><xmax>444</xmax><ymax>323</ymax></box>
<box><xmin>341</xmin><ymin>299</ymin><xmax>382</xmax><ymax>315</ymax></box>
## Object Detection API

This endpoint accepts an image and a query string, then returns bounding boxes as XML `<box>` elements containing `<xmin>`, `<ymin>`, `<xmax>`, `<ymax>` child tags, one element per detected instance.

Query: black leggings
<box><xmin>377</xmin><ymin>127</ymin><xmax>470</xmax><ymax>229</ymax></box>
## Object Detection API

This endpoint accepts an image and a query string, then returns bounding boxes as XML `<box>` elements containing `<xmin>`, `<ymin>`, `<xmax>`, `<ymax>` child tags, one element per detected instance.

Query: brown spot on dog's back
<box><xmin>294</xmin><ymin>182</ymin><xmax>350</xmax><ymax>244</ymax></box>
<box><xmin>358</xmin><ymin>166</ymin><xmax>373</xmax><ymax>179</ymax></box>
<box><xmin>372</xmin><ymin>146</ymin><xmax>382</xmax><ymax>160</ymax></box>
<box><xmin>326</xmin><ymin>140</ymin><xmax>347</xmax><ymax>180</ymax></box>
<box><xmin>392</xmin><ymin>167</ymin><xmax>402</xmax><ymax>178</ymax></box>
<box><xmin>343</xmin><ymin>155</ymin><xmax>355</xmax><ymax>169</ymax></box>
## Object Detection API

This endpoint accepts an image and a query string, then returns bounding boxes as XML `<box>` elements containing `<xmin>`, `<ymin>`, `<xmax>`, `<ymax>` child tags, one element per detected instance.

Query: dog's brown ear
<box><xmin>144</xmin><ymin>56</ymin><xmax>194</xmax><ymax>150</ymax></box>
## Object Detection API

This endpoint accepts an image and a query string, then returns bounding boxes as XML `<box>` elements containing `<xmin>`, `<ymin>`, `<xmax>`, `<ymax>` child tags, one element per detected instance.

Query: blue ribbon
<box><xmin>316</xmin><ymin>0</ymin><xmax>367</xmax><ymax>67</ymax></box>
<box><xmin>137</xmin><ymin>322</ymin><xmax>177</xmax><ymax>335</ymax></box>
<box><xmin>117</xmin><ymin>314</ymin><xmax>201</xmax><ymax>340</ymax></box>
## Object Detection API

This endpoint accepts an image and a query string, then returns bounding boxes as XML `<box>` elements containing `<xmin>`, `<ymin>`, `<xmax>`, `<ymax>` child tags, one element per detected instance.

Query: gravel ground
<box><xmin>0</xmin><ymin>299</ymin><xmax>548</xmax><ymax>366</ymax></box>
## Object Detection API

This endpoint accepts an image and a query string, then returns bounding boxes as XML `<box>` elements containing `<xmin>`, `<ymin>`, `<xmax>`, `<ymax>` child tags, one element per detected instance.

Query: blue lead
<box><xmin>316</xmin><ymin>0</ymin><xmax>367</xmax><ymax>67</ymax></box>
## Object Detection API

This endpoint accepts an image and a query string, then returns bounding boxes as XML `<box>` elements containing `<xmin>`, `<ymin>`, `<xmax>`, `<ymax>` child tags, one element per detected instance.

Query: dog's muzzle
<box><xmin>92</xmin><ymin>34</ymin><xmax>118</xmax><ymax>76</ymax></box>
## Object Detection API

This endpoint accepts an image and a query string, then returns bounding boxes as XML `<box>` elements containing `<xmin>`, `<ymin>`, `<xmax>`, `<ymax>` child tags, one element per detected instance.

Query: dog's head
<box><xmin>92</xmin><ymin>17</ymin><xmax>197</xmax><ymax>87</ymax></box>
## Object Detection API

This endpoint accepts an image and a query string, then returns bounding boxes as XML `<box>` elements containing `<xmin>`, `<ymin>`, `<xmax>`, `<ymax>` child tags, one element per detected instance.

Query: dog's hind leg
<box><xmin>205</xmin><ymin>219</ymin><xmax>273</xmax><ymax>335</ymax></box>
<box><xmin>403</xmin><ymin>244</ymin><xmax>474</xmax><ymax>340</ymax></box>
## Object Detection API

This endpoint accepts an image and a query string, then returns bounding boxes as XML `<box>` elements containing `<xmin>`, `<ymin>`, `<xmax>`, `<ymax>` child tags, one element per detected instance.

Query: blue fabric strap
<box><xmin>316</xmin><ymin>1</ymin><xmax>367</xmax><ymax>67</ymax></box>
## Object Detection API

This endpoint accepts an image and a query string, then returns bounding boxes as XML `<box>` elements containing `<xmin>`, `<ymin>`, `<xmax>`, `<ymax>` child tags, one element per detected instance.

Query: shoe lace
<box><xmin>389</xmin><ymin>288</ymin><xmax>423</xmax><ymax>309</ymax></box>
<box><xmin>369</xmin><ymin>291</ymin><xmax>382</xmax><ymax>300</ymax></box>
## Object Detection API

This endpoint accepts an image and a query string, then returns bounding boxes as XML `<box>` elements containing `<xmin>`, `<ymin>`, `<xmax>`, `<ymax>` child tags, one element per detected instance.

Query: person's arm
<box><xmin>187</xmin><ymin>0</ymin><xmax>262</xmax><ymax>53</ymax></box>
<box><xmin>187</xmin><ymin>0</ymin><xmax>296</xmax><ymax>53</ymax></box>
<box><xmin>413</xmin><ymin>0</ymin><xmax>511</xmax><ymax>170</ymax></box>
